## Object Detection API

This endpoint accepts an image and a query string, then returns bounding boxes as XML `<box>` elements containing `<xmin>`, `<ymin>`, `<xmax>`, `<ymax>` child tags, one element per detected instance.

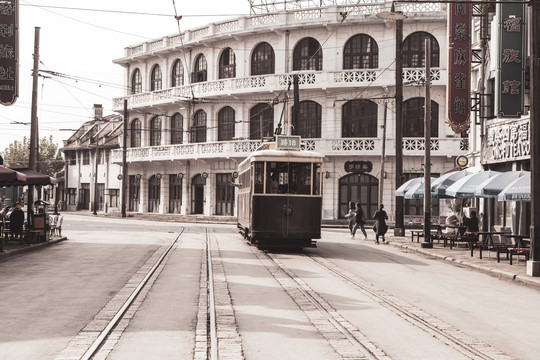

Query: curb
<box><xmin>0</xmin><ymin>237</ymin><xmax>68</xmax><ymax>260</ymax></box>
<box><xmin>387</xmin><ymin>240</ymin><xmax>540</xmax><ymax>289</ymax></box>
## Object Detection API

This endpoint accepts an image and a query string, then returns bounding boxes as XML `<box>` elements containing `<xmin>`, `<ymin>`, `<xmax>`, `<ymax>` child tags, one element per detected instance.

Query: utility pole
<box><xmin>422</xmin><ymin>39</ymin><xmax>433</xmax><ymax>249</ymax></box>
<box><xmin>528</xmin><ymin>0</ymin><xmax>540</xmax><ymax>276</ymax></box>
<box><xmin>121</xmin><ymin>99</ymin><xmax>128</xmax><ymax>218</ymax></box>
<box><xmin>27</xmin><ymin>27</ymin><xmax>40</xmax><ymax>229</ymax></box>
<box><xmin>394</xmin><ymin>15</ymin><xmax>405</xmax><ymax>236</ymax></box>
<box><xmin>378</xmin><ymin>101</ymin><xmax>388</xmax><ymax>206</ymax></box>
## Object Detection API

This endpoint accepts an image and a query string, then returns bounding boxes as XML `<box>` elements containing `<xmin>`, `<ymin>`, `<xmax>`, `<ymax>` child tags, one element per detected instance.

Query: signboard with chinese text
<box><xmin>344</xmin><ymin>161</ymin><xmax>372</xmax><ymax>174</ymax></box>
<box><xmin>498</xmin><ymin>3</ymin><xmax>525</xmax><ymax>117</ymax></box>
<box><xmin>482</xmin><ymin>118</ymin><xmax>530</xmax><ymax>164</ymax></box>
<box><xmin>447</xmin><ymin>1</ymin><xmax>472</xmax><ymax>134</ymax></box>
<box><xmin>276</xmin><ymin>135</ymin><xmax>301</xmax><ymax>150</ymax></box>
<box><xmin>0</xmin><ymin>0</ymin><xmax>17</xmax><ymax>106</ymax></box>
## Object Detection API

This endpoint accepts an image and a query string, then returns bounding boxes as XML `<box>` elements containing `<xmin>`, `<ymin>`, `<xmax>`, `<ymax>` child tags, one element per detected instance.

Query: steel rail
<box><xmin>80</xmin><ymin>230</ymin><xmax>184</xmax><ymax>360</ymax></box>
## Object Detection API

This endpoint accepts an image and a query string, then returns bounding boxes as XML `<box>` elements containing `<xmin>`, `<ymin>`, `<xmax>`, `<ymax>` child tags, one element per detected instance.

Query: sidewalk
<box><xmin>386</xmin><ymin>231</ymin><xmax>540</xmax><ymax>289</ymax></box>
<box><xmin>0</xmin><ymin>236</ymin><xmax>67</xmax><ymax>260</ymax></box>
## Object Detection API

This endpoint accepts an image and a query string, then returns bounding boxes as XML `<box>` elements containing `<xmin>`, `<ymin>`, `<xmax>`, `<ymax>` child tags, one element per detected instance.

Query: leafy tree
<box><xmin>1</xmin><ymin>136</ymin><xmax>64</xmax><ymax>177</ymax></box>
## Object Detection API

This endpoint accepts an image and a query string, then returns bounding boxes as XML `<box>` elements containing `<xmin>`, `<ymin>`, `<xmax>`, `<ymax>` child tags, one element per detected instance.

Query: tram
<box><xmin>237</xmin><ymin>136</ymin><xmax>324</xmax><ymax>249</ymax></box>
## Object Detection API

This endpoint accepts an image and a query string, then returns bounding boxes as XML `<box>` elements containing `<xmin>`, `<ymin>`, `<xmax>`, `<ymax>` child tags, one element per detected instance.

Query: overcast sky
<box><xmin>0</xmin><ymin>0</ymin><xmax>251</xmax><ymax>153</ymax></box>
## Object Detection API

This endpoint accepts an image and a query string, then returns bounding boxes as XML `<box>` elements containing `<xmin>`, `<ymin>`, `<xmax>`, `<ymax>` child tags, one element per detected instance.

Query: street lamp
<box><xmin>377</xmin><ymin>3</ymin><xmax>407</xmax><ymax>236</ymax></box>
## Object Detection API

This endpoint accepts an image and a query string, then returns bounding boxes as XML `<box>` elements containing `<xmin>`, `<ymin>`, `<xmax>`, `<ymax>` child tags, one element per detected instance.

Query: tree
<box><xmin>1</xmin><ymin>136</ymin><xmax>64</xmax><ymax>177</ymax></box>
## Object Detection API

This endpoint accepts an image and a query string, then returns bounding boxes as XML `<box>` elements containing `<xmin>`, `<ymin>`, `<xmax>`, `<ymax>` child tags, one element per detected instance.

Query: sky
<box><xmin>0</xmin><ymin>0</ymin><xmax>251</xmax><ymax>153</ymax></box>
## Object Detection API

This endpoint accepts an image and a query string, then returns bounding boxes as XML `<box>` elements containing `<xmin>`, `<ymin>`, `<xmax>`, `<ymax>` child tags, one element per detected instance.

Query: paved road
<box><xmin>1</xmin><ymin>215</ymin><xmax>539</xmax><ymax>360</ymax></box>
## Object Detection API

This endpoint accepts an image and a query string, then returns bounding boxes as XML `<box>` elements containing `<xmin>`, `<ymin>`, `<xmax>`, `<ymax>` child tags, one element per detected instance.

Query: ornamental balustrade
<box><xmin>110</xmin><ymin>137</ymin><xmax>462</xmax><ymax>163</ymax></box>
<box><xmin>119</xmin><ymin>2</ymin><xmax>446</xmax><ymax>60</ymax></box>
<box><xmin>112</xmin><ymin>68</ymin><xmax>445</xmax><ymax>111</ymax></box>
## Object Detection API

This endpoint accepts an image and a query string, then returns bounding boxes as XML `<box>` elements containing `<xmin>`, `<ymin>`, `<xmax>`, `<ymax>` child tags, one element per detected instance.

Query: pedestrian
<box><xmin>351</xmin><ymin>202</ymin><xmax>368</xmax><ymax>240</ymax></box>
<box><xmin>372</xmin><ymin>204</ymin><xmax>388</xmax><ymax>244</ymax></box>
<box><xmin>344</xmin><ymin>201</ymin><xmax>356</xmax><ymax>237</ymax></box>
<box><xmin>463</xmin><ymin>210</ymin><xmax>479</xmax><ymax>233</ymax></box>
<box><xmin>9</xmin><ymin>201</ymin><xmax>24</xmax><ymax>240</ymax></box>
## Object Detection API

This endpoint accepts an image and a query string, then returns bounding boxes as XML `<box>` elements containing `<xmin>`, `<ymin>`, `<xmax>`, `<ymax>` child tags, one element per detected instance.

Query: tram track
<box><xmin>305</xmin><ymin>252</ymin><xmax>513</xmax><ymax>360</ymax></box>
<box><xmin>250</xmin><ymin>246</ymin><xmax>390</xmax><ymax>360</ymax></box>
<box><xmin>55</xmin><ymin>229</ymin><xmax>184</xmax><ymax>360</ymax></box>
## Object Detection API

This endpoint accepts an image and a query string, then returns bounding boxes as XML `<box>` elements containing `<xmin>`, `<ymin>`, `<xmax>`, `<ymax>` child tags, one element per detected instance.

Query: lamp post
<box><xmin>377</xmin><ymin>4</ymin><xmax>407</xmax><ymax>236</ymax></box>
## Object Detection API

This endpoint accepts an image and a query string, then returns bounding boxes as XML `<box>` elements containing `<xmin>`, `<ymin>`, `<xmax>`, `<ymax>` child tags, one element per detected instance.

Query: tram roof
<box><xmin>239</xmin><ymin>148</ymin><xmax>324</xmax><ymax>169</ymax></box>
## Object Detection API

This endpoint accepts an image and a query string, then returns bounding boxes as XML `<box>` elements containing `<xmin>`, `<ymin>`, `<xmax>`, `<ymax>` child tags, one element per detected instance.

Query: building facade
<box><xmin>83</xmin><ymin>1</ymin><xmax>466</xmax><ymax>220</ymax></box>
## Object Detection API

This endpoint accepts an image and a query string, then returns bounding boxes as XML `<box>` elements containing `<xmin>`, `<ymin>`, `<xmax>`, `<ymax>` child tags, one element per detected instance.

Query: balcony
<box><xmin>110</xmin><ymin>137</ymin><xmax>465</xmax><ymax>164</ymax></box>
<box><xmin>112</xmin><ymin>68</ymin><xmax>445</xmax><ymax>111</ymax></box>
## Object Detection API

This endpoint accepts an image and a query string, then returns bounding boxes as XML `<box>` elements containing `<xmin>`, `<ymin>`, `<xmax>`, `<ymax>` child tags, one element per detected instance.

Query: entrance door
<box><xmin>215</xmin><ymin>173</ymin><xmax>234</xmax><ymax>215</ymax></box>
<box><xmin>148</xmin><ymin>175</ymin><xmax>160</xmax><ymax>212</ymax></box>
<box><xmin>79</xmin><ymin>183</ymin><xmax>90</xmax><ymax>210</ymax></box>
<box><xmin>191</xmin><ymin>174</ymin><xmax>205</xmax><ymax>214</ymax></box>
<box><xmin>339</xmin><ymin>173</ymin><xmax>379</xmax><ymax>219</ymax></box>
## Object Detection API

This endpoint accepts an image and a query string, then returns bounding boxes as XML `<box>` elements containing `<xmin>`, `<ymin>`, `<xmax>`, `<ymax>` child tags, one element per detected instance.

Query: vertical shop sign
<box><xmin>498</xmin><ymin>3</ymin><xmax>525</xmax><ymax>117</ymax></box>
<box><xmin>447</xmin><ymin>1</ymin><xmax>472</xmax><ymax>134</ymax></box>
<box><xmin>0</xmin><ymin>0</ymin><xmax>17</xmax><ymax>106</ymax></box>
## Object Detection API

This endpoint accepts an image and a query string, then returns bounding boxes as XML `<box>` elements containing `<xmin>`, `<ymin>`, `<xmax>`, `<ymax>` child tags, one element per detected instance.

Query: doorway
<box><xmin>338</xmin><ymin>173</ymin><xmax>379</xmax><ymax>219</ymax></box>
<box><xmin>191</xmin><ymin>174</ymin><xmax>205</xmax><ymax>214</ymax></box>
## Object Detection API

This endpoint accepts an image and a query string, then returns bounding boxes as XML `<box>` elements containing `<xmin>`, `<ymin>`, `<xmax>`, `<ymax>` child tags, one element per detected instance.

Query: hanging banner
<box><xmin>0</xmin><ymin>0</ymin><xmax>18</xmax><ymax>106</ymax></box>
<box><xmin>498</xmin><ymin>3</ymin><xmax>525</xmax><ymax>117</ymax></box>
<box><xmin>447</xmin><ymin>1</ymin><xmax>472</xmax><ymax>134</ymax></box>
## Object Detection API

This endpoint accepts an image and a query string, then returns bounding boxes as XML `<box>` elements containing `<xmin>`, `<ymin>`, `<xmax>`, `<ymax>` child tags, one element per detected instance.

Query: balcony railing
<box><xmin>112</xmin><ymin>68</ymin><xmax>444</xmax><ymax>111</ymax></box>
<box><xmin>110</xmin><ymin>137</ymin><xmax>464</xmax><ymax>163</ymax></box>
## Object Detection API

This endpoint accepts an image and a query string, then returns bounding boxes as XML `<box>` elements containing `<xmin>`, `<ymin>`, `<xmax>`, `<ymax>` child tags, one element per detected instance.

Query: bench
<box><xmin>411</xmin><ymin>225</ymin><xmax>442</xmax><ymax>243</ymax></box>
<box><xmin>442</xmin><ymin>234</ymin><xmax>478</xmax><ymax>249</ymax></box>
<box><xmin>507</xmin><ymin>239</ymin><xmax>531</xmax><ymax>265</ymax></box>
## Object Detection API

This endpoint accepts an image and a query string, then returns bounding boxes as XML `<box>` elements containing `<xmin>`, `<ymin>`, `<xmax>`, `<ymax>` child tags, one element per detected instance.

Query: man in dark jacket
<box><xmin>9</xmin><ymin>202</ymin><xmax>24</xmax><ymax>240</ymax></box>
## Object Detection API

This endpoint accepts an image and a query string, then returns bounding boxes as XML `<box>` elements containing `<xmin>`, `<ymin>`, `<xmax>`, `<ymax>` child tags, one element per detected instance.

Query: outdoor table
<box><xmin>439</xmin><ymin>225</ymin><xmax>468</xmax><ymax>247</ymax></box>
<box><xmin>467</xmin><ymin>231</ymin><xmax>506</xmax><ymax>258</ymax></box>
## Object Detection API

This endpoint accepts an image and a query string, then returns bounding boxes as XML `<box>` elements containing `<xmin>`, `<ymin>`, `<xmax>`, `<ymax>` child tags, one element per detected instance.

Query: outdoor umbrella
<box><xmin>402</xmin><ymin>178</ymin><xmax>437</xmax><ymax>199</ymax></box>
<box><xmin>0</xmin><ymin>166</ymin><xmax>27</xmax><ymax>186</ymax></box>
<box><xmin>474</xmin><ymin>170</ymin><xmax>529</xmax><ymax>198</ymax></box>
<box><xmin>430</xmin><ymin>169</ymin><xmax>474</xmax><ymax>198</ymax></box>
<box><xmin>444</xmin><ymin>170</ymin><xmax>500</xmax><ymax>198</ymax></box>
<box><xmin>498</xmin><ymin>175</ymin><xmax>530</xmax><ymax>201</ymax></box>
<box><xmin>395</xmin><ymin>177</ymin><xmax>423</xmax><ymax>197</ymax></box>
<box><xmin>8</xmin><ymin>166</ymin><xmax>57</xmax><ymax>185</ymax></box>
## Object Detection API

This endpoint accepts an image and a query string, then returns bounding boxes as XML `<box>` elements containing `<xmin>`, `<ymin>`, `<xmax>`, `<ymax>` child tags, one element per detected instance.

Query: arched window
<box><xmin>171</xmin><ymin>59</ymin><xmax>184</xmax><ymax>87</ymax></box>
<box><xmin>192</xmin><ymin>54</ymin><xmax>207</xmax><ymax>83</ymax></box>
<box><xmin>131</xmin><ymin>69</ymin><xmax>142</xmax><ymax>94</ymax></box>
<box><xmin>150</xmin><ymin>64</ymin><xmax>162</xmax><ymax>91</ymax></box>
<box><xmin>219</xmin><ymin>48</ymin><xmax>236</xmax><ymax>79</ymax></box>
<box><xmin>130</xmin><ymin>118</ymin><xmax>141</xmax><ymax>147</ymax></box>
<box><xmin>403</xmin><ymin>97</ymin><xmax>439</xmax><ymax>137</ymax></box>
<box><xmin>218</xmin><ymin>106</ymin><xmax>235</xmax><ymax>141</ymax></box>
<box><xmin>251</xmin><ymin>42</ymin><xmax>275</xmax><ymax>76</ymax></box>
<box><xmin>292</xmin><ymin>100</ymin><xmax>321</xmax><ymax>138</ymax></box>
<box><xmin>293</xmin><ymin>37</ymin><xmax>322</xmax><ymax>71</ymax></box>
<box><xmin>342</xmin><ymin>99</ymin><xmax>378</xmax><ymax>137</ymax></box>
<box><xmin>191</xmin><ymin>110</ymin><xmax>207</xmax><ymax>143</ymax></box>
<box><xmin>170</xmin><ymin>113</ymin><xmax>183</xmax><ymax>144</ymax></box>
<box><xmin>343</xmin><ymin>34</ymin><xmax>379</xmax><ymax>69</ymax></box>
<box><xmin>249</xmin><ymin>103</ymin><xmax>274</xmax><ymax>140</ymax></box>
<box><xmin>403</xmin><ymin>32</ymin><xmax>440</xmax><ymax>68</ymax></box>
<box><xmin>149</xmin><ymin>116</ymin><xmax>162</xmax><ymax>146</ymax></box>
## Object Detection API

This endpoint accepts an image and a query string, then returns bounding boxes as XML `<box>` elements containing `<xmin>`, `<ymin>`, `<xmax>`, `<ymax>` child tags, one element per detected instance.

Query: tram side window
<box><xmin>313</xmin><ymin>163</ymin><xmax>321</xmax><ymax>195</ymax></box>
<box><xmin>292</xmin><ymin>163</ymin><xmax>312</xmax><ymax>195</ymax></box>
<box><xmin>239</xmin><ymin>170</ymin><xmax>250</xmax><ymax>190</ymax></box>
<box><xmin>254</xmin><ymin>162</ymin><xmax>264</xmax><ymax>193</ymax></box>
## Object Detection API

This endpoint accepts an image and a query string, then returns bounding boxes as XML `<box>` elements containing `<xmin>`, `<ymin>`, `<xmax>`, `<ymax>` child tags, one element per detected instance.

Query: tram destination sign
<box><xmin>0</xmin><ymin>0</ymin><xmax>18</xmax><ymax>106</ymax></box>
<box><xmin>276</xmin><ymin>135</ymin><xmax>301</xmax><ymax>150</ymax></box>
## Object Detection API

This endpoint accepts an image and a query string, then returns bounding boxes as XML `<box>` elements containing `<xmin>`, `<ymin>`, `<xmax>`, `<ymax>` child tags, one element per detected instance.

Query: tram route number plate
<box><xmin>276</xmin><ymin>135</ymin><xmax>301</xmax><ymax>150</ymax></box>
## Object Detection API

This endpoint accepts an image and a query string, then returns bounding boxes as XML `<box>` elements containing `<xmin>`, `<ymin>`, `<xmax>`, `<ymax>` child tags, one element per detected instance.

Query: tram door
<box><xmin>191</xmin><ymin>174</ymin><xmax>205</xmax><ymax>214</ymax></box>
<box><xmin>338</xmin><ymin>173</ymin><xmax>379</xmax><ymax>219</ymax></box>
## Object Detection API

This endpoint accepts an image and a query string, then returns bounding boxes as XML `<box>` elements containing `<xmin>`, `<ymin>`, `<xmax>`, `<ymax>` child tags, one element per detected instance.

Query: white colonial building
<box><xmin>73</xmin><ymin>0</ymin><xmax>467</xmax><ymax>220</ymax></box>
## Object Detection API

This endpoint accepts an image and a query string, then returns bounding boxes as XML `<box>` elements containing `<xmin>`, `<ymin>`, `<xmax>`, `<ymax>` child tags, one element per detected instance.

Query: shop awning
<box><xmin>0</xmin><ymin>166</ymin><xmax>27</xmax><ymax>186</ymax></box>
<box><xmin>8</xmin><ymin>166</ymin><xmax>57</xmax><ymax>185</ymax></box>
<box><xmin>474</xmin><ymin>171</ymin><xmax>529</xmax><ymax>198</ymax></box>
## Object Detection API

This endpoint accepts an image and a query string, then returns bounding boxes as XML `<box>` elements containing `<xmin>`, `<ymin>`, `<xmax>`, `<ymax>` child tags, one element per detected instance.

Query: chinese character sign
<box><xmin>447</xmin><ymin>1</ymin><xmax>472</xmax><ymax>134</ymax></box>
<box><xmin>483</xmin><ymin>118</ymin><xmax>530</xmax><ymax>163</ymax></box>
<box><xmin>276</xmin><ymin>135</ymin><xmax>301</xmax><ymax>150</ymax></box>
<box><xmin>498</xmin><ymin>3</ymin><xmax>525</xmax><ymax>117</ymax></box>
<box><xmin>0</xmin><ymin>0</ymin><xmax>17</xmax><ymax>106</ymax></box>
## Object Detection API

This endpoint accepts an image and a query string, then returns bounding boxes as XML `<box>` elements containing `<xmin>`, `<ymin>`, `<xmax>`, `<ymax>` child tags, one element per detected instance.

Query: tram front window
<box><xmin>265</xmin><ymin>162</ymin><xmax>313</xmax><ymax>195</ymax></box>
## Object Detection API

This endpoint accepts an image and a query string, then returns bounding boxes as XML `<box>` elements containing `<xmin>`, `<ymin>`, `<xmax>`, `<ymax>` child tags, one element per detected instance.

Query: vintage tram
<box><xmin>237</xmin><ymin>136</ymin><xmax>324</xmax><ymax>249</ymax></box>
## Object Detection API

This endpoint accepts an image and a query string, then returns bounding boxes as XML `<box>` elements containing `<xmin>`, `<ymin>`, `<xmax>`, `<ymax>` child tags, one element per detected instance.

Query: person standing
<box><xmin>373</xmin><ymin>204</ymin><xmax>388</xmax><ymax>244</ymax></box>
<box><xmin>9</xmin><ymin>202</ymin><xmax>24</xmax><ymax>241</ymax></box>
<box><xmin>344</xmin><ymin>201</ymin><xmax>356</xmax><ymax>237</ymax></box>
<box><xmin>351</xmin><ymin>202</ymin><xmax>368</xmax><ymax>240</ymax></box>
